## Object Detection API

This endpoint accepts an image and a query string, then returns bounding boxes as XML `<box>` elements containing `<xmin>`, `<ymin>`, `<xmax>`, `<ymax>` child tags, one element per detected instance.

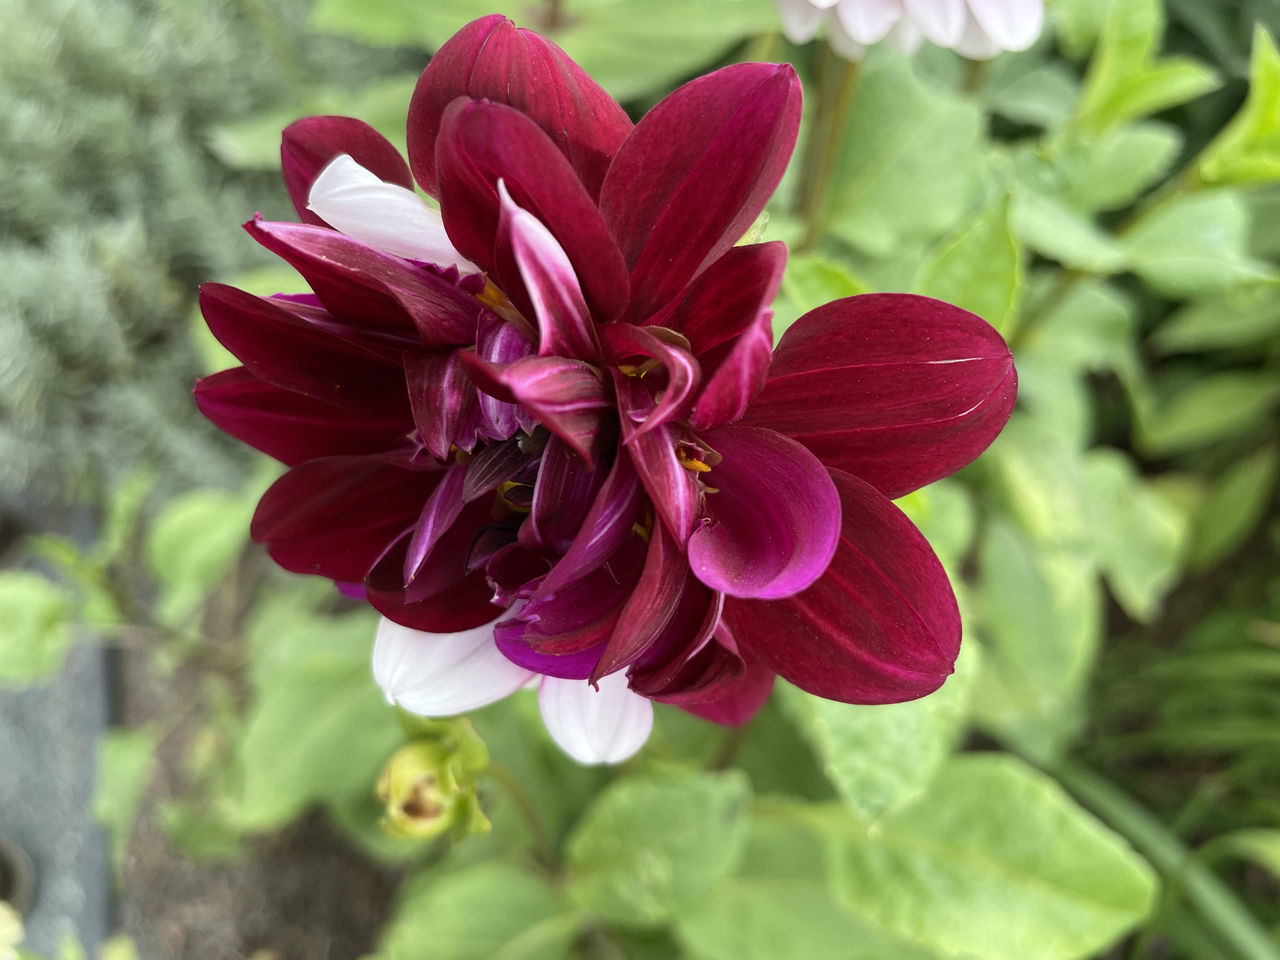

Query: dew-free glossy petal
<box><xmin>902</xmin><ymin>0</ymin><xmax>966</xmax><ymax>45</ymax></box>
<box><xmin>967</xmin><ymin>0</ymin><xmax>1043</xmax><ymax>51</ymax></box>
<box><xmin>774</xmin><ymin>0</ymin><xmax>834</xmax><ymax>43</ymax></box>
<box><xmin>538</xmin><ymin>673</ymin><xmax>654</xmax><ymax>765</ymax></box>
<box><xmin>835</xmin><ymin>0</ymin><xmax>903</xmax><ymax>44</ymax></box>
<box><xmin>724</xmin><ymin>468</ymin><xmax>960</xmax><ymax>704</ymax></box>
<box><xmin>281</xmin><ymin>116</ymin><xmax>413</xmax><ymax>226</ymax></box>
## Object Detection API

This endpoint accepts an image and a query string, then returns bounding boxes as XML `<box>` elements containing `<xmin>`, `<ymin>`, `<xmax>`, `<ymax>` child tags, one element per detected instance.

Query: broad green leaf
<box><xmin>1200</xmin><ymin>26</ymin><xmax>1280</xmax><ymax>184</ymax></box>
<box><xmin>1188</xmin><ymin>445</ymin><xmax>1279</xmax><ymax>572</ymax></box>
<box><xmin>565</xmin><ymin>770</ymin><xmax>750</xmax><ymax>925</ymax></box>
<box><xmin>777</xmin><ymin>642</ymin><xmax>976</xmax><ymax>824</ymax></box>
<box><xmin>917</xmin><ymin>193</ymin><xmax>1022</xmax><ymax>332</ymax></box>
<box><xmin>988</xmin><ymin>65</ymin><xmax>1079</xmax><ymax>129</ymax></box>
<box><xmin>893</xmin><ymin>479</ymin><xmax>977</xmax><ymax>570</ymax></box>
<box><xmin>1021</xmin><ymin>279</ymin><xmax>1139</xmax><ymax>381</ymax></box>
<box><xmin>1051</xmin><ymin>0</ymin><xmax>1111</xmax><ymax>60</ymax></box>
<box><xmin>1138</xmin><ymin>371</ymin><xmax>1280</xmax><ymax>455</ymax></box>
<box><xmin>675</xmin><ymin>816</ymin><xmax>942</xmax><ymax>960</ymax></box>
<box><xmin>775</xmin><ymin>253</ymin><xmax>869</xmax><ymax>336</ymax></box>
<box><xmin>1209</xmin><ymin>829</ymin><xmax>1280</xmax><ymax>881</ymax></box>
<box><xmin>0</xmin><ymin>572</ymin><xmax>74</xmax><ymax>685</ymax></box>
<box><xmin>1083</xmin><ymin>449</ymin><xmax>1187</xmax><ymax>622</ymax></box>
<box><xmin>374</xmin><ymin>863</ymin><xmax>580</xmax><ymax>960</ymax></box>
<box><xmin>1074</xmin><ymin>0</ymin><xmax>1219</xmax><ymax>135</ymax></box>
<box><xmin>157</xmin><ymin>800</ymin><xmax>244</xmax><ymax>864</ymax></box>
<box><xmin>1060</xmin><ymin>123</ymin><xmax>1182</xmax><ymax>212</ymax></box>
<box><xmin>825</xmin><ymin>754</ymin><xmax>1158</xmax><ymax>960</ymax></box>
<box><xmin>1121</xmin><ymin>191</ymin><xmax>1276</xmax><ymax>297</ymax></box>
<box><xmin>94</xmin><ymin>470</ymin><xmax>154</xmax><ymax>566</ymax></box>
<box><xmin>93</xmin><ymin>726</ymin><xmax>157</xmax><ymax>871</ymax></box>
<box><xmin>1153</xmin><ymin>285</ymin><xmax>1280</xmax><ymax>352</ymax></box>
<box><xmin>1011</xmin><ymin>189</ymin><xmax>1128</xmax><ymax>273</ymax></box>
<box><xmin>973</xmin><ymin>513</ymin><xmax>1099</xmax><ymax>759</ymax></box>
<box><xmin>145</xmin><ymin>487</ymin><xmax>255</xmax><ymax>628</ymax></box>
<box><xmin>830</xmin><ymin>53</ymin><xmax>983</xmax><ymax>255</ymax></box>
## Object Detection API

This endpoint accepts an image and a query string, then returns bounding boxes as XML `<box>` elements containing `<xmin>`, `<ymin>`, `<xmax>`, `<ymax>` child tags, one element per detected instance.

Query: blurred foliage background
<box><xmin>2</xmin><ymin>0</ymin><xmax>1279</xmax><ymax>957</ymax></box>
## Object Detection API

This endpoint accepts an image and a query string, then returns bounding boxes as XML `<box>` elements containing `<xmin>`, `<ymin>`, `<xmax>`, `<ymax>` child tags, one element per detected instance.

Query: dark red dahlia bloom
<box><xmin>194</xmin><ymin>14</ymin><xmax>1015</xmax><ymax>764</ymax></box>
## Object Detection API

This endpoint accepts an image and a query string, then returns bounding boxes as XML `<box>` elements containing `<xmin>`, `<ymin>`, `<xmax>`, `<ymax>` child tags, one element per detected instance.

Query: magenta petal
<box><xmin>599</xmin><ymin>324</ymin><xmax>701</xmax><ymax>435</ymax></box>
<box><xmin>678</xmin><ymin>636</ymin><xmax>776</xmax><ymax>726</ymax></box>
<box><xmin>406</xmin><ymin>15</ymin><xmax>632</xmax><ymax>199</ymax></box>
<box><xmin>198</xmin><ymin>284</ymin><xmax>412</xmax><ymax>423</ymax></box>
<box><xmin>527</xmin><ymin>436</ymin><xmax>606</xmax><ymax>553</ymax></box>
<box><xmin>495</xmin><ymin>634</ymin><xmax>606</xmax><ymax>680</ymax></box>
<box><xmin>406</xmin><ymin>349</ymin><xmax>478</xmax><ymax>461</ymax></box>
<box><xmin>724</xmin><ymin>468</ymin><xmax>961</xmax><ymax>705</ymax></box>
<box><xmin>688</xmin><ymin>307</ymin><xmax>772</xmax><ymax>431</ymax></box>
<box><xmin>745</xmin><ymin>294</ymin><xmax>1017</xmax><ymax>499</ymax></box>
<box><xmin>403</xmin><ymin>463</ymin><xmax>467</xmax><ymax>586</ymax></box>
<box><xmin>434</xmin><ymin>99</ymin><xmax>629</xmax><ymax>321</ymax></box>
<box><xmin>614</xmin><ymin>375</ymin><xmax>700</xmax><ymax>543</ymax></box>
<box><xmin>474</xmin><ymin>314</ymin><xmax>536</xmax><ymax>441</ymax></box>
<box><xmin>460</xmin><ymin>353</ymin><xmax>608</xmax><ymax>465</ymax></box>
<box><xmin>657</xmin><ymin>242</ymin><xmax>787</xmax><ymax>357</ymax></box>
<box><xmin>251</xmin><ymin>456</ymin><xmax>436</xmax><ymax>582</ymax></box>
<box><xmin>244</xmin><ymin>217</ymin><xmax>481</xmax><ymax>343</ymax></box>
<box><xmin>462</xmin><ymin>438</ymin><xmax>533</xmax><ymax>502</ymax></box>
<box><xmin>281</xmin><ymin>115</ymin><xmax>413</xmax><ymax>226</ymax></box>
<box><xmin>538</xmin><ymin>453</ymin><xmax>644</xmax><ymax>594</ymax></box>
<box><xmin>194</xmin><ymin>368</ymin><xmax>410</xmax><ymax>466</ymax></box>
<box><xmin>600</xmin><ymin>63</ymin><xmax>801</xmax><ymax>321</ymax></box>
<box><xmin>689</xmin><ymin>425</ymin><xmax>839</xmax><ymax>600</ymax></box>
<box><xmin>591</xmin><ymin>525</ymin><xmax>687</xmax><ymax>681</ymax></box>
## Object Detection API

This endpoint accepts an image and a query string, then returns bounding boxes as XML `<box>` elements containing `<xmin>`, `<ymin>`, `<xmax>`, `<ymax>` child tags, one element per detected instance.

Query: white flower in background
<box><xmin>775</xmin><ymin>0</ymin><xmax>1044</xmax><ymax>60</ymax></box>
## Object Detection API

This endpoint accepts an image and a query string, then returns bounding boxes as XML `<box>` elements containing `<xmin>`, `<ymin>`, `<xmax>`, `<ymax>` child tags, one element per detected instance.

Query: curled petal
<box><xmin>600</xmin><ymin>63</ymin><xmax>801</xmax><ymax>321</ymax></box>
<box><xmin>245</xmin><ymin>217</ymin><xmax>481</xmax><ymax>343</ymax></box>
<box><xmin>194</xmin><ymin>368</ymin><xmax>410</xmax><ymax>466</ymax></box>
<box><xmin>496</xmin><ymin>635</ymin><xmax>606</xmax><ymax>680</ymax></box>
<box><xmin>745</xmin><ymin>294</ymin><xmax>1016</xmax><ymax>499</ymax></box>
<box><xmin>281</xmin><ymin>115</ymin><xmax>413</xmax><ymax>226</ymax></box>
<box><xmin>497</xmin><ymin>181</ymin><xmax>599</xmax><ymax>361</ymax></box>
<box><xmin>307</xmin><ymin>155</ymin><xmax>475</xmax><ymax>271</ymax></box>
<box><xmin>678</xmin><ymin>636</ymin><xmax>776</xmax><ymax>727</ymax></box>
<box><xmin>689</xmin><ymin>425</ymin><xmax>840</xmax><ymax>600</ymax></box>
<box><xmin>406</xmin><ymin>15</ymin><xmax>631</xmax><ymax>199</ymax></box>
<box><xmin>538</xmin><ymin>453</ymin><xmax>644</xmax><ymax>594</ymax></box>
<box><xmin>724</xmin><ymin>469</ymin><xmax>961</xmax><ymax>705</ymax></box>
<box><xmin>461</xmin><ymin>353</ymin><xmax>608</xmax><ymax>465</ymax></box>
<box><xmin>657</xmin><ymin>242</ymin><xmax>786</xmax><ymax>359</ymax></box>
<box><xmin>538</xmin><ymin>673</ymin><xmax>653</xmax><ymax>765</ymax></box>
<box><xmin>373</xmin><ymin>616</ymin><xmax>533</xmax><ymax>716</ymax></box>
<box><xmin>403</xmin><ymin>463</ymin><xmax>467</xmax><ymax>587</ymax></box>
<box><xmin>599</xmin><ymin>324</ymin><xmax>701</xmax><ymax>435</ymax></box>
<box><xmin>628</xmin><ymin>582</ymin><xmax>728</xmax><ymax>700</ymax></box>
<box><xmin>967</xmin><ymin>0</ymin><xmax>1044</xmax><ymax>52</ymax></box>
<box><xmin>406</xmin><ymin>349</ymin><xmax>478</xmax><ymax>461</ymax></box>
<box><xmin>688</xmin><ymin>308</ymin><xmax>773</xmax><ymax>431</ymax></box>
<box><xmin>526</xmin><ymin>435</ymin><xmax>607</xmax><ymax>553</ymax></box>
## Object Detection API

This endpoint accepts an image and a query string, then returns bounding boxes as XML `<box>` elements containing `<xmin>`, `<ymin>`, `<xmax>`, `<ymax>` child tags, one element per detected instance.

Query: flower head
<box><xmin>776</xmin><ymin>0</ymin><xmax>1044</xmax><ymax>60</ymax></box>
<box><xmin>194</xmin><ymin>15</ymin><xmax>1016</xmax><ymax>764</ymax></box>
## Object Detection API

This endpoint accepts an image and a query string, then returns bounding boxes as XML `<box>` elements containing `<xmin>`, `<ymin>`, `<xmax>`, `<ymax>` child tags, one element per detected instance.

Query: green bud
<box><xmin>377</xmin><ymin>718</ymin><xmax>491</xmax><ymax>840</ymax></box>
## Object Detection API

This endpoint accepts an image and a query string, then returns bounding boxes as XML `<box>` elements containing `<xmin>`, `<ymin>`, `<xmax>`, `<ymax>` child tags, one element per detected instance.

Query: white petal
<box><xmin>307</xmin><ymin>155</ymin><xmax>477</xmax><ymax>272</ymax></box>
<box><xmin>826</xmin><ymin>13</ymin><xmax>870</xmax><ymax>60</ymax></box>
<box><xmin>883</xmin><ymin>16</ymin><xmax>925</xmax><ymax>54</ymax></box>
<box><xmin>966</xmin><ymin>0</ymin><xmax>1044</xmax><ymax>52</ymax></box>
<box><xmin>773</xmin><ymin>0</ymin><xmax>832</xmax><ymax>44</ymax></box>
<box><xmin>373</xmin><ymin>616</ymin><xmax>534</xmax><ymax>716</ymax></box>
<box><xmin>903</xmin><ymin>0</ymin><xmax>966</xmax><ymax>45</ymax></box>
<box><xmin>538</xmin><ymin>673</ymin><xmax>654</xmax><ymax>766</ymax></box>
<box><xmin>834</xmin><ymin>0</ymin><xmax>903</xmax><ymax>45</ymax></box>
<box><xmin>952</xmin><ymin>8</ymin><xmax>1002</xmax><ymax>58</ymax></box>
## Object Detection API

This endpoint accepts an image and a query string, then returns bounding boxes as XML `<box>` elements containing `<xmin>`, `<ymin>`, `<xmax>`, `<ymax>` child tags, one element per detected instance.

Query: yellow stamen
<box><xmin>676</xmin><ymin>447</ymin><xmax>712</xmax><ymax>473</ymax></box>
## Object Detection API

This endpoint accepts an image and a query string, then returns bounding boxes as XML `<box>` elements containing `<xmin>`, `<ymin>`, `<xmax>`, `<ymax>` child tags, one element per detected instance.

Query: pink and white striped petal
<box><xmin>538</xmin><ymin>673</ymin><xmax>654</xmax><ymax>765</ymax></box>
<box><xmin>307</xmin><ymin>155</ymin><xmax>477</xmax><ymax>272</ymax></box>
<box><xmin>373</xmin><ymin>616</ymin><xmax>534</xmax><ymax>716</ymax></box>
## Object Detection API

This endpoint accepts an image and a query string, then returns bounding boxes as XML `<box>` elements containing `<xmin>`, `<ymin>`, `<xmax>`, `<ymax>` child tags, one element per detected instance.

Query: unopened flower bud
<box><xmin>376</xmin><ymin>719</ymin><xmax>491</xmax><ymax>839</ymax></box>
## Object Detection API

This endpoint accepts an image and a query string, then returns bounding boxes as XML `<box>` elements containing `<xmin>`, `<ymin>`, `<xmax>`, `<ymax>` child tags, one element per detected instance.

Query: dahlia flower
<box><xmin>194</xmin><ymin>15</ymin><xmax>1016</xmax><ymax>764</ymax></box>
<box><xmin>776</xmin><ymin>0</ymin><xmax>1044</xmax><ymax>60</ymax></box>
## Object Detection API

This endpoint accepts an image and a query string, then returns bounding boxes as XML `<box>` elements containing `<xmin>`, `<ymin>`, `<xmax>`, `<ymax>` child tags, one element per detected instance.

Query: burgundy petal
<box><xmin>245</xmin><ymin>217</ymin><xmax>481</xmax><ymax>343</ymax></box>
<box><xmin>599</xmin><ymin>63</ymin><xmax>801</xmax><ymax>321</ymax></box>
<box><xmin>723</xmin><ymin>469</ymin><xmax>961</xmax><ymax>705</ymax></box>
<box><xmin>462</xmin><ymin>438</ymin><xmax>533</xmax><ymax>502</ymax></box>
<box><xmin>689</xmin><ymin>425</ymin><xmax>840</xmax><ymax>600</ymax></box>
<box><xmin>538</xmin><ymin>452</ymin><xmax>644</xmax><ymax>594</ymax></box>
<box><xmin>678</xmin><ymin>637</ymin><xmax>776</xmax><ymax>726</ymax></box>
<box><xmin>630</xmin><ymin>583</ymin><xmax>725</xmax><ymax>698</ymax></box>
<box><xmin>461</xmin><ymin>352</ymin><xmax>608</xmax><ymax>465</ymax></box>
<box><xmin>406</xmin><ymin>14</ymin><xmax>632</xmax><ymax>199</ymax></box>
<box><xmin>495</xmin><ymin>633</ymin><xmax>606</xmax><ymax>680</ymax></box>
<box><xmin>199</xmin><ymin>283</ymin><xmax>412</xmax><ymax>423</ymax></box>
<box><xmin>656</xmin><ymin>242</ymin><xmax>787</xmax><ymax>357</ymax></box>
<box><xmin>406</xmin><ymin>349</ymin><xmax>479</xmax><ymax>460</ymax></box>
<box><xmin>194</xmin><ymin>368</ymin><xmax>411</xmax><ymax>466</ymax></box>
<box><xmin>615</xmin><ymin>374</ymin><xmax>700</xmax><ymax>543</ymax></box>
<box><xmin>281</xmin><ymin>116</ymin><xmax>413</xmax><ymax>226</ymax></box>
<box><xmin>599</xmin><ymin>324</ymin><xmax>701</xmax><ymax>435</ymax></box>
<box><xmin>688</xmin><ymin>307</ymin><xmax>773</xmax><ymax>431</ymax></box>
<box><xmin>526</xmin><ymin>435</ymin><xmax>607</xmax><ymax>553</ymax></box>
<box><xmin>403</xmin><ymin>463</ymin><xmax>467</xmax><ymax>586</ymax></box>
<box><xmin>251</xmin><ymin>456</ymin><xmax>436</xmax><ymax>582</ymax></box>
<box><xmin>434</xmin><ymin>98</ymin><xmax>628</xmax><ymax>321</ymax></box>
<box><xmin>744</xmin><ymin>294</ymin><xmax>1017</xmax><ymax>499</ymax></box>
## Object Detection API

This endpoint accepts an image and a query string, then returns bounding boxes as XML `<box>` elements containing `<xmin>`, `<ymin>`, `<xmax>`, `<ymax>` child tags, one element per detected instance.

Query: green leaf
<box><xmin>1137</xmin><ymin>371</ymin><xmax>1280</xmax><ymax>455</ymax></box>
<box><xmin>93</xmin><ymin>726</ymin><xmax>157</xmax><ymax>871</ymax></box>
<box><xmin>1060</xmin><ymin>123</ymin><xmax>1182</xmax><ymax>212</ymax></box>
<box><xmin>1051</xmin><ymin>0</ymin><xmax>1111</xmax><ymax>60</ymax></box>
<box><xmin>1121</xmin><ymin>191</ymin><xmax>1276</xmax><ymax>297</ymax></box>
<box><xmin>825</xmin><ymin>754</ymin><xmax>1158</xmax><ymax>960</ymax></box>
<box><xmin>1209</xmin><ymin>829</ymin><xmax>1280</xmax><ymax>881</ymax></box>
<box><xmin>99</xmin><ymin>937</ymin><xmax>139</xmax><ymax>960</ymax></box>
<box><xmin>1011</xmin><ymin>189</ymin><xmax>1128</xmax><ymax>273</ymax></box>
<box><xmin>1021</xmin><ymin>279</ymin><xmax>1139</xmax><ymax>379</ymax></box>
<box><xmin>1083</xmin><ymin>449</ymin><xmax>1187</xmax><ymax>622</ymax></box>
<box><xmin>777</xmin><ymin>642</ymin><xmax>977</xmax><ymax>824</ymax></box>
<box><xmin>988</xmin><ymin>65</ymin><xmax>1079</xmax><ymax>129</ymax></box>
<box><xmin>0</xmin><ymin>572</ymin><xmax>74</xmax><ymax>685</ymax></box>
<box><xmin>566</xmin><ymin>770</ymin><xmax>750</xmax><ymax>925</ymax></box>
<box><xmin>917</xmin><ymin>193</ymin><xmax>1023</xmax><ymax>332</ymax></box>
<box><xmin>374</xmin><ymin>863</ymin><xmax>580</xmax><ymax>960</ymax></box>
<box><xmin>830</xmin><ymin>53</ymin><xmax>984</xmax><ymax>255</ymax></box>
<box><xmin>1074</xmin><ymin>0</ymin><xmax>1219</xmax><ymax>135</ymax></box>
<box><xmin>893</xmin><ymin>479</ymin><xmax>977</xmax><ymax>571</ymax></box>
<box><xmin>1188</xmin><ymin>445</ymin><xmax>1280</xmax><ymax>572</ymax></box>
<box><xmin>1200</xmin><ymin>26</ymin><xmax>1280</xmax><ymax>184</ymax></box>
<box><xmin>775</xmin><ymin>253</ymin><xmax>869</xmax><ymax>336</ymax></box>
<box><xmin>1153</xmin><ymin>285</ymin><xmax>1280</xmax><ymax>352</ymax></box>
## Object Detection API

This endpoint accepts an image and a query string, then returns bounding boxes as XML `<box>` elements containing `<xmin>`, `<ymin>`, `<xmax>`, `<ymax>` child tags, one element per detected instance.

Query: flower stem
<box><xmin>1050</xmin><ymin>760</ymin><xmax>1280</xmax><ymax>960</ymax></box>
<box><xmin>485</xmin><ymin>762</ymin><xmax>556</xmax><ymax>866</ymax></box>
<box><xmin>547</xmin><ymin>0</ymin><xmax>566</xmax><ymax>31</ymax></box>
<box><xmin>710</xmin><ymin>721</ymin><xmax>752</xmax><ymax>771</ymax></box>
<box><xmin>796</xmin><ymin>46</ymin><xmax>861</xmax><ymax>252</ymax></box>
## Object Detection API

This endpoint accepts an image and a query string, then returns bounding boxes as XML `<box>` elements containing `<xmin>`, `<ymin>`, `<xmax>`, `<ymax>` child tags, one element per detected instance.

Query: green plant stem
<box><xmin>796</xmin><ymin>46</ymin><xmax>860</xmax><ymax>251</ymax></box>
<box><xmin>961</xmin><ymin>58</ymin><xmax>988</xmax><ymax>95</ymax></box>
<box><xmin>710</xmin><ymin>722</ymin><xmax>751</xmax><ymax>771</ymax></box>
<box><xmin>1050</xmin><ymin>760</ymin><xmax>1280</xmax><ymax>960</ymax></box>
<box><xmin>486</xmin><ymin>762</ymin><xmax>556</xmax><ymax>866</ymax></box>
<box><xmin>547</xmin><ymin>0</ymin><xmax>566</xmax><ymax>31</ymax></box>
